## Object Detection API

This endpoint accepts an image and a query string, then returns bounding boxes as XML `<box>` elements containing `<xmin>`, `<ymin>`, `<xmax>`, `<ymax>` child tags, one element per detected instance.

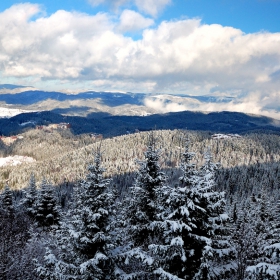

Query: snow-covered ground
<box><xmin>212</xmin><ymin>133</ymin><xmax>242</xmax><ymax>139</ymax></box>
<box><xmin>0</xmin><ymin>107</ymin><xmax>33</xmax><ymax>118</ymax></box>
<box><xmin>0</xmin><ymin>155</ymin><xmax>36</xmax><ymax>167</ymax></box>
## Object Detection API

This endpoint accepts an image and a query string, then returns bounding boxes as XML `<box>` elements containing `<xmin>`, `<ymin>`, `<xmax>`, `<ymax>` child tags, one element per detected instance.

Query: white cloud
<box><xmin>144</xmin><ymin>96</ymin><xmax>189</xmax><ymax>113</ymax></box>
<box><xmin>135</xmin><ymin>0</ymin><xmax>171</xmax><ymax>17</ymax></box>
<box><xmin>0</xmin><ymin>4</ymin><xmax>280</xmax><ymax>118</ymax></box>
<box><xmin>118</xmin><ymin>10</ymin><xmax>154</xmax><ymax>32</ymax></box>
<box><xmin>144</xmin><ymin>94</ymin><xmax>280</xmax><ymax>120</ymax></box>
<box><xmin>88</xmin><ymin>0</ymin><xmax>171</xmax><ymax>17</ymax></box>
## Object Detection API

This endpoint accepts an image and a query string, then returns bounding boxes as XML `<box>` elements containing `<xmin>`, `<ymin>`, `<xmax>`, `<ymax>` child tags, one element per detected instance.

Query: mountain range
<box><xmin>0</xmin><ymin>84</ymin><xmax>234</xmax><ymax>117</ymax></box>
<box><xmin>0</xmin><ymin>110</ymin><xmax>278</xmax><ymax>137</ymax></box>
<box><xmin>0</xmin><ymin>84</ymin><xmax>279</xmax><ymax>136</ymax></box>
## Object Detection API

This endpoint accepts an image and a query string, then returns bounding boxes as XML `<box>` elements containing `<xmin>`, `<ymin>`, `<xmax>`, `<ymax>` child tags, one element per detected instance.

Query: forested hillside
<box><xmin>0</xmin><ymin>129</ymin><xmax>280</xmax><ymax>279</ymax></box>
<box><xmin>1</xmin><ymin>110</ymin><xmax>280</xmax><ymax>137</ymax></box>
<box><xmin>0</xmin><ymin>129</ymin><xmax>280</xmax><ymax>190</ymax></box>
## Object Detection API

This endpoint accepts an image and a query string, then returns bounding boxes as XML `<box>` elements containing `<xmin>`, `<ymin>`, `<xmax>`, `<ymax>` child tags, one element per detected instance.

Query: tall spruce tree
<box><xmin>0</xmin><ymin>184</ymin><xmax>15</xmax><ymax>279</ymax></box>
<box><xmin>1</xmin><ymin>185</ymin><xmax>14</xmax><ymax>215</ymax></box>
<box><xmin>245</xmin><ymin>189</ymin><xmax>280</xmax><ymax>279</ymax></box>
<box><xmin>0</xmin><ymin>185</ymin><xmax>31</xmax><ymax>280</ymax></box>
<box><xmin>118</xmin><ymin>132</ymin><xmax>167</xmax><ymax>279</ymax></box>
<box><xmin>232</xmin><ymin>206</ymin><xmax>258</xmax><ymax>280</ymax></box>
<box><xmin>22</xmin><ymin>173</ymin><xmax>38</xmax><ymax>219</ymax></box>
<box><xmin>35</xmin><ymin>179</ymin><xmax>60</xmax><ymax>229</ymax></box>
<box><xmin>194</xmin><ymin>148</ymin><xmax>234</xmax><ymax>280</ymax></box>
<box><xmin>36</xmin><ymin>149</ymin><xmax>116</xmax><ymax>279</ymax></box>
<box><xmin>149</xmin><ymin>134</ymin><xmax>205</xmax><ymax>279</ymax></box>
<box><xmin>232</xmin><ymin>199</ymin><xmax>274</xmax><ymax>280</ymax></box>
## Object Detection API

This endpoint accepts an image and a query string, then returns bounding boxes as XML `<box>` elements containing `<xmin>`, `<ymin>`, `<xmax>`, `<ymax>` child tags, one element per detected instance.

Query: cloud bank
<box><xmin>0</xmin><ymin>3</ymin><xmax>280</xmax><ymax>118</ymax></box>
<box><xmin>144</xmin><ymin>95</ymin><xmax>280</xmax><ymax>120</ymax></box>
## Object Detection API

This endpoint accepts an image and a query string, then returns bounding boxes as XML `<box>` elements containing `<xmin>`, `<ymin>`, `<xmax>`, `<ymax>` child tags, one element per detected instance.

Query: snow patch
<box><xmin>0</xmin><ymin>155</ymin><xmax>36</xmax><ymax>167</ymax></box>
<box><xmin>20</xmin><ymin>121</ymin><xmax>36</xmax><ymax>126</ymax></box>
<box><xmin>212</xmin><ymin>133</ymin><xmax>242</xmax><ymax>139</ymax></box>
<box><xmin>0</xmin><ymin>107</ymin><xmax>34</xmax><ymax>118</ymax></box>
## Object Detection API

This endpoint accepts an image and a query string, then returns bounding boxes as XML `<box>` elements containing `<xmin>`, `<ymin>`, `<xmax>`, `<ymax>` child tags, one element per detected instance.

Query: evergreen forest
<box><xmin>1</xmin><ymin>129</ymin><xmax>280</xmax><ymax>279</ymax></box>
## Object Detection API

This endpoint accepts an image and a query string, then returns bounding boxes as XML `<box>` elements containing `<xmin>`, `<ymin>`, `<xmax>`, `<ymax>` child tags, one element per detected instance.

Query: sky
<box><xmin>0</xmin><ymin>0</ymin><xmax>280</xmax><ymax>118</ymax></box>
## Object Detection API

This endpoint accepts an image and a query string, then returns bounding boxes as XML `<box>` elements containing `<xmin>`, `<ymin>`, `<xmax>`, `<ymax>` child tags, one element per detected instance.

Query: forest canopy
<box><xmin>0</xmin><ymin>129</ymin><xmax>280</xmax><ymax>279</ymax></box>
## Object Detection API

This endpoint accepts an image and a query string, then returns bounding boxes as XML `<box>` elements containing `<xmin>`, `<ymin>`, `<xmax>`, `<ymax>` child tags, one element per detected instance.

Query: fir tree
<box><xmin>70</xmin><ymin>150</ymin><xmax>115</xmax><ymax>279</ymax></box>
<box><xmin>22</xmin><ymin>173</ymin><xmax>38</xmax><ymax>219</ymax></box>
<box><xmin>118</xmin><ymin>132</ymin><xmax>167</xmax><ymax>279</ymax></box>
<box><xmin>1</xmin><ymin>184</ymin><xmax>14</xmax><ymax>215</ymax></box>
<box><xmin>194</xmin><ymin>148</ymin><xmax>234</xmax><ymax>280</ymax></box>
<box><xmin>0</xmin><ymin>185</ymin><xmax>32</xmax><ymax>280</ymax></box>
<box><xmin>36</xmin><ymin>150</ymin><xmax>116</xmax><ymax>279</ymax></box>
<box><xmin>231</xmin><ymin>205</ymin><xmax>258</xmax><ymax>280</ymax></box>
<box><xmin>35</xmin><ymin>179</ymin><xmax>60</xmax><ymax>229</ymax></box>
<box><xmin>245</xmin><ymin>189</ymin><xmax>280</xmax><ymax>279</ymax></box>
<box><xmin>150</xmin><ymin>134</ymin><xmax>204</xmax><ymax>279</ymax></box>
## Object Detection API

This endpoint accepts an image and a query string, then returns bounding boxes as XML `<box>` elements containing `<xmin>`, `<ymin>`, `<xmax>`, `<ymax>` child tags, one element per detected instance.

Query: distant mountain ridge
<box><xmin>0</xmin><ymin>90</ymin><xmax>146</xmax><ymax>106</ymax></box>
<box><xmin>0</xmin><ymin>84</ymin><xmax>31</xmax><ymax>90</ymax></box>
<box><xmin>0</xmin><ymin>110</ymin><xmax>279</xmax><ymax>137</ymax></box>
<box><xmin>0</xmin><ymin>84</ymin><xmax>235</xmax><ymax>117</ymax></box>
<box><xmin>0</xmin><ymin>85</ymin><xmax>278</xmax><ymax>137</ymax></box>
<box><xmin>0</xmin><ymin>88</ymin><xmax>232</xmax><ymax>106</ymax></box>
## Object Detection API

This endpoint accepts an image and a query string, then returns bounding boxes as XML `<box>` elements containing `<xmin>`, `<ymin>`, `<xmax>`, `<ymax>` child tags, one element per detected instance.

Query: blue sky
<box><xmin>0</xmin><ymin>0</ymin><xmax>280</xmax><ymax>118</ymax></box>
<box><xmin>1</xmin><ymin>0</ymin><xmax>280</xmax><ymax>33</ymax></box>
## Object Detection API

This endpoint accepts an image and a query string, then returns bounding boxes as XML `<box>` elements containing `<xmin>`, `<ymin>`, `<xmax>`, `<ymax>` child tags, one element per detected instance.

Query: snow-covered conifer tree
<box><xmin>118</xmin><ymin>132</ymin><xmax>167</xmax><ymax>279</ymax></box>
<box><xmin>22</xmin><ymin>173</ymin><xmax>38</xmax><ymax>219</ymax></box>
<box><xmin>0</xmin><ymin>184</ymin><xmax>32</xmax><ymax>279</ymax></box>
<box><xmin>35</xmin><ymin>179</ymin><xmax>60</xmax><ymax>229</ymax></box>
<box><xmin>148</xmin><ymin>134</ymin><xmax>206</xmax><ymax>279</ymax></box>
<box><xmin>245</xmin><ymin>189</ymin><xmax>280</xmax><ymax>279</ymax></box>
<box><xmin>194</xmin><ymin>148</ymin><xmax>234</xmax><ymax>280</ymax></box>
<box><xmin>36</xmin><ymin>149</ymin><xmax>116</xmax><ymax>279</ymax></box>
<box><xmin>69</xmin><ymin>150</ymin><xmax>115</xmax><ymax>278</ymax></box>
<box><xmin>231</xmin><ymin>204</ymin><xmax>259</xmax><ymax>280</ymax></box>
<box><xmin>1</xmin><ymin>184</ymin><xmax>14</xmax><ymax>215</ymax></box>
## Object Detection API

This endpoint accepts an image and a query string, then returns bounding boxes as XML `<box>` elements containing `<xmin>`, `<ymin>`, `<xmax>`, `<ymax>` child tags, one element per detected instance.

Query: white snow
<box><xmin>265</xmin><ymin>243</ymin><xmax>280</xmax><ymax>250</ymax></box>
<box><xmin>0</xmin><ymin>155</ymin><xmax>36</xmax><ymax>167</ymax></box>
<box><xmin>20</xmin><ymin>121</ymin><xmax>36</xmax><ymax>126</ymax></box>
<box><xmin>246</xmin><ymin>263</ymin><xmax>280</xmax><ymax>277</ymax></box>
<box><xmin>171</xmin><ymin>237</ymin><xmax>184</xmax><ymax>246</ymax></box>
<box><xmin>212</xmin><ymin>133</ymin><xmax>242</xmax><ymax>139</ymax></box>
<box><xmin>0</xmin><ymin>107</ymin><xmax>34</xmax><ymax>118</ymax></box>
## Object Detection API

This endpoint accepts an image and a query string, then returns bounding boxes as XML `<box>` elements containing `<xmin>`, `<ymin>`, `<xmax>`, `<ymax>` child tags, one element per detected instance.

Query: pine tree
<box><xmin>245</xmin><ymin>189</ymin><xmax>280</xmax><ymax>279</ymax></box>
<box><xmin>0</xmin><ymin>185</ymin><xmax>32</xmax><ymax>280</ymax></box>
<box><xmin>35</xmin><ymin>179</ymin><xmax>60</xmax><ymax>229</ymax></box>
<box><xmin>70</xmin><ymin>150</ymin><xmax>115</xmax><ymax>279</ymax></box>
<box><xmin>149</xmin><ymin>134</ymin><xmax>204</xmax><ymax>279</ymax></box>
<box><xmin>1</xmin><ymin>184</ymin><xmax>14</xmax><ymax>215</ymax></box>
<box><xmin>118</xmin><ymin>132</ymin><xmax>167</xmax><ymax>279</ymax></box>
<box><xmin>194</xmin><ymin>148</ymin><xmax>234</xmax><ymax>280</ymax></box>
<box><xmin>22</xmin><ymin>173</ymin><xmax>38</xmax><ymax>219</ymax></box>
<box><xmin>232</xmin><ymin>204</ymin><xmax>259</xmax><ymax>280</ymax></box>
<box><xmin>36</xmin><ymin>149</ymin><xmax>116</xmax><ymax>279</ymax></box>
